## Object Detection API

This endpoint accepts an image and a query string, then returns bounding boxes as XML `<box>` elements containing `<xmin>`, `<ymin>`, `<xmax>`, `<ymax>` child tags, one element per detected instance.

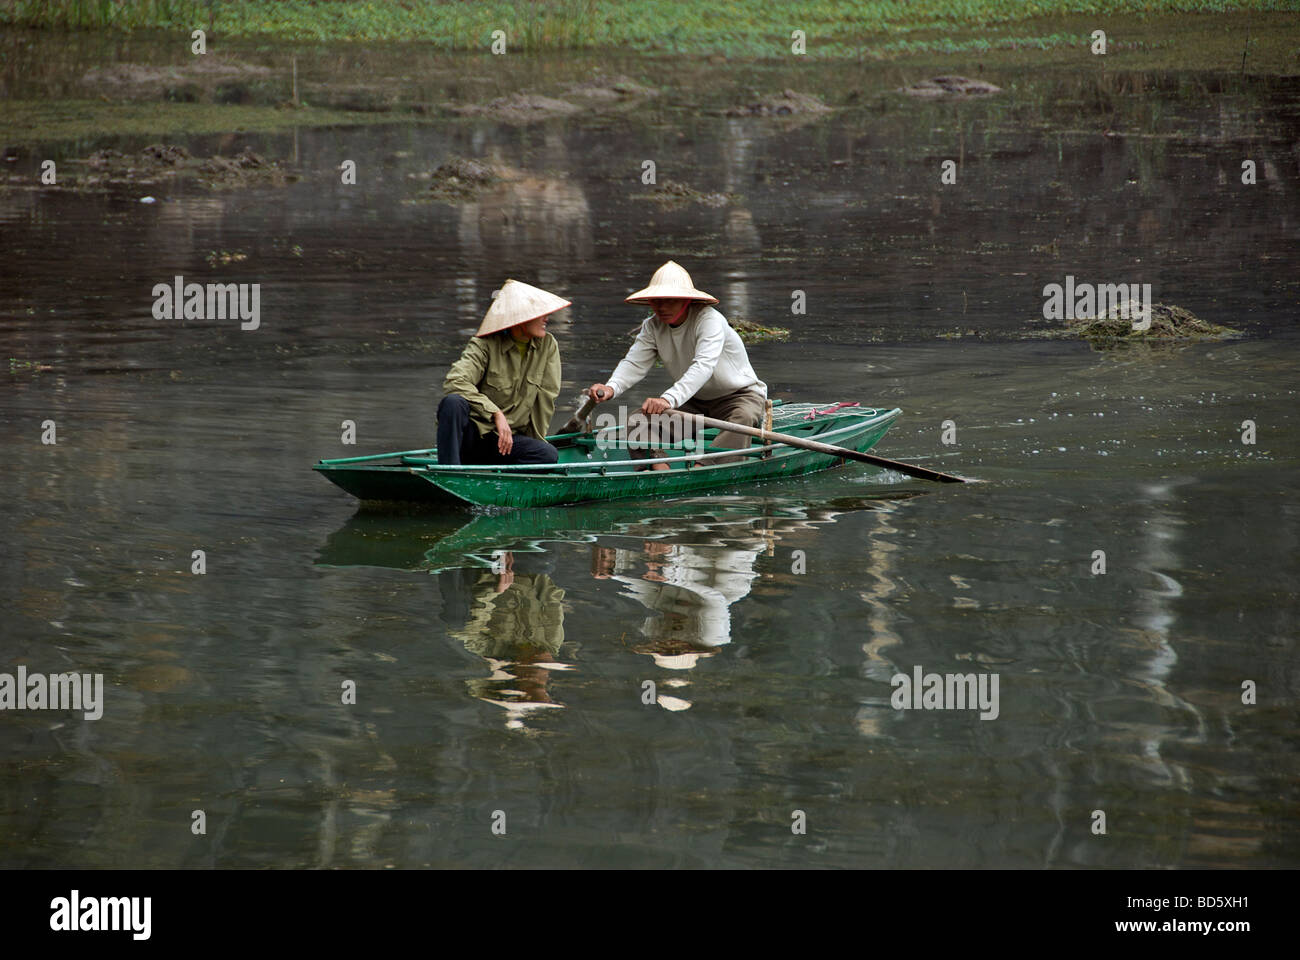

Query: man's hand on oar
<box><xmin>560</xmin><ymin>393</ymin><xmax>599</xmax><ymax>434</ymax></box>
<box><xmin>559</xmin><ymin>385</ymin><xmax>611</xmax><ymax>434</ymax></box>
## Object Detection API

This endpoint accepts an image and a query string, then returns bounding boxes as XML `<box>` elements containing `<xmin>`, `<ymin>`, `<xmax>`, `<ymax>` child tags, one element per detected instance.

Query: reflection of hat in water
<box><xmin>476</xmin><ymin>279</ymin><xmax>571</xmax><ymax>337</ymax></box>
<box><xmin>624</xmin><ymin>261</ymin><xmax>718</xmax><ymax>305</ymax></box>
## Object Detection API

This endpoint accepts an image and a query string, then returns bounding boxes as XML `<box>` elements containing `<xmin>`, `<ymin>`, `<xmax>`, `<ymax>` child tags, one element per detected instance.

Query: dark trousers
<box><xmin>436</xmin><ymin>394</ymin><xmax>558</xmax><ymax>466</ymax></box>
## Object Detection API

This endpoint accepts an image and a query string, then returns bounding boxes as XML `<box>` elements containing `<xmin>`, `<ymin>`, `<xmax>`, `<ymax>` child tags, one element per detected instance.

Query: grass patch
<box><xmin>2</xmin><ymin>1</ymin><xmax>1293</xmax><ymax>54</ymax></box>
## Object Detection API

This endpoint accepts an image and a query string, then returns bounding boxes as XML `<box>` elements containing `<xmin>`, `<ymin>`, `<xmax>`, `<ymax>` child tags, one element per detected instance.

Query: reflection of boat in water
<box><xmin>315</xmin><ymin>492</ymin><xmax>921</xmax><ymax>574</ymax></box>
<box><xmin>317</xmin><ymin>493</ymin><xmax>922</xmax><ymax>727</ymax></box>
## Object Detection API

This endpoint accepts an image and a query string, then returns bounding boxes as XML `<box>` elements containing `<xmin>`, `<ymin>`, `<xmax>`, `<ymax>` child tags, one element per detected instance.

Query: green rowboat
<box><xmin>313</xmin><ymin>401</ymin><xmax>902</xmax><ymax>509</ymax></box>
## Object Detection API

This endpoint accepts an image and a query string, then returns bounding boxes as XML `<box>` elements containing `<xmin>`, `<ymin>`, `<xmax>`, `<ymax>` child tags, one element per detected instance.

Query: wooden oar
<box><xmin>558</xmin><ymin>394</ymin><xmax>598</xmax><ymax>435</ymax></box>
<box><xmin>668</xmin><ymin>408</ymin><xmax>969</xmax><ymax>484</ymax></box>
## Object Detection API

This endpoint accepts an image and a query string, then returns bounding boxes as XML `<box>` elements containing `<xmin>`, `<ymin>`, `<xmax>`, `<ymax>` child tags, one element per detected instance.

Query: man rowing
<box><xmin>437</xmin><ymin>279</ymin><xmax>567</xmax><ymax>465</ymax></box>
<box><xmin>586</xmin><ymin>261</ymin><xmax>767</xmax><ymax>469</ymax></box>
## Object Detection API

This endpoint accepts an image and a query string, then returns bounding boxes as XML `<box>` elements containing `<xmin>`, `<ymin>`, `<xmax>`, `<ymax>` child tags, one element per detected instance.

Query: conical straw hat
<box><xmin>624</xmin><ymin>261</ymin><xmax>718</xmax><ymax>304</ymax></box>
<box><xmin>475</xmin><ymin>279</ymin><xmax>571</xmax><ymax>337</ymax></box>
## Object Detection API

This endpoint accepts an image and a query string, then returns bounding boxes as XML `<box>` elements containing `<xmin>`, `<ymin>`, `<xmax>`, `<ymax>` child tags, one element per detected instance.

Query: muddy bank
<box><xmin>82</xmin><ymin>58</ymin><xmax>274</xmax><ymax>103</ymax></box>
<box><xmin>563</xmin><ymin>75</ymin><xmax>659</xmax><ymax>103</ymax></box>
<box><xmin>84</xmin><ymin>60</ymin><xmax>272</xmax><ymax>85</ymax></box>
<box><xmin>0</xmin><ymin>143</ymin><xmax>297</xmax><ymax>191</ymax></box>
<box><xmin>3</xmin><ymin>19</ymin><xmax>1291</xmax><ymax>150</ymax></box>
<box><xmin>897</xmin><ymin>76</ymin><xmax>1002</xmax><ymax>98</ymax></box>
<box><xmin>443</xmin><ymin>93</ymin><xmax>581</xmax><ymax>123</ymax></box>
<box><xmin>443</xmin><ymin>77</ymin><xmax>657</xmax><ymax>124</ymax></box>
<box><xmin>725</xmin><ymin>90</ymin><xmax>832</xmax><ymax>117</ymax></box>
<box><xmin>78</xmin><ymin>56</ymin><xmax>411</xmax><ymax>113</ymax></box>
<box><xmin>409</xmin><ymin>157</ymin><xmax>504</xmax><ymax>202</ymax></box>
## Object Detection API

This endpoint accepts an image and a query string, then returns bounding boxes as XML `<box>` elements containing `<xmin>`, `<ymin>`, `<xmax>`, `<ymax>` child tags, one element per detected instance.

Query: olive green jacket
<box><xmin>442</xmin><ymin>331</ymin><xmax>561</xmax><ymax>439</ymax></box>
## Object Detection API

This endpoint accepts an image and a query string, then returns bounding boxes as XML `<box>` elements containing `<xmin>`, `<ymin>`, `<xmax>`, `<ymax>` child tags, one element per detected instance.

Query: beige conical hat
<box><xmin>475</xmin><ymin>279</ymin><xmax>571</xmax><ymax>337</ymax></box>
<box><xmin>624</xmin><ymin>260</ymin><xmax>718</xmax><ymax>304</ymax></box>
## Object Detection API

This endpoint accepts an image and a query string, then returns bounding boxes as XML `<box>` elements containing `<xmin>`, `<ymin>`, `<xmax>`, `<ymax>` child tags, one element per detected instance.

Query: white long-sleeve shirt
<box><xmin>605</xmin><ymin>304</ymin><xmax>766</xmax><ymax>409</ymax></box>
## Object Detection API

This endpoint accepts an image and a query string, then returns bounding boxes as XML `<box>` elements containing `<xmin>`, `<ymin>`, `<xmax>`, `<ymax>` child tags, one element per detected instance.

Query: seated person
<box><xmin>437</xmin><ymin>279</ymin><xmax>568</xmax><ymax>465</ymax></box>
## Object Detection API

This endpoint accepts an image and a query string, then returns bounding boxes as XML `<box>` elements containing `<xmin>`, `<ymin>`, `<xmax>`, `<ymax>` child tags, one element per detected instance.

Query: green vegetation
<box><xmin>1</xmin><ymin>3</ymin><xmax>1291</xmax><ymax>147</ymax></box>
<box><xmin>622</xmin><ymin>318</ymin><xmax>790</xmax><ymax>344</ymax></box>
<box><xmin>204</xmin><ymin>249</ymin><xmax>247</xmax><ymax>265</ymax></box>
<box><xmin>3</xmin><ymin>0</ymin><xmax>202</xmax><ymax>31</ymax></box>
<box><xmin>1031</xmin><ymin>303</ymin><xmax>1244</xmax><ymax>344</ymax></box>
<box><xmin>730</xmin><ymin>318</ymin><xmax>792</xmax><ymax>344</ymax></box>
<box><xmin>0</xmin><ymin>99</ymin><xmax>430</xmax><ymax>144</ymax></box>
<box><xmin>1</xmin><ymin>0</ymin><xmax>1292</xmax><ymax>54</ymax></box>
<box><xmin>9</xmin><ymin>357</ymin><xmax>53</xmax><ymax>372</ymax></box>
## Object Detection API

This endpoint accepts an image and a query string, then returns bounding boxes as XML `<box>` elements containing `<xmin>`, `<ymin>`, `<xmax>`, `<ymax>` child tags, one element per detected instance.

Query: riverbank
<box><xmin>2</xmin><ymin>9</ymin><xmax>1296</xmax><ymax>148</ymax></box>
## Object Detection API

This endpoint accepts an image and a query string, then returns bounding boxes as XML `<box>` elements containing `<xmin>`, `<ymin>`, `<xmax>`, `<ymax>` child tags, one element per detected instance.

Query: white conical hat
<box><xmin>624</xmin><ymin>260</ymin><xmax>718</xmax><ymax>304</ymax></box>
<box><xmin>475</xmin><ymin>279</ymin><xmax>571</xmax><ymax>337</ymax></box>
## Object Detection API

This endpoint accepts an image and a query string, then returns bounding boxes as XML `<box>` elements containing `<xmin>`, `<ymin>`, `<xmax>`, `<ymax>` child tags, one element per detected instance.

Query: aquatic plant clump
<box><xmin>730</xmin><ymin>318</ymin><xmax>792</xmax><ymax>343</ymax></box>
<box><xmin>625</xmin><ymin>318</ymin><xmax>790</xmax><ymax>344</ymax></box>
<box><xmin>726</xmin><ymin>90</ymin><xmax>832</xmax><ymax>117</ymax></box>
<box><xmin>634</xmin><ymin>180</ymin><xmax>733</xmax><ymax>208</ymax></box>
<box><xmin>9</xmin><ymin>358</ymin><xmax>53</xmax><ymax>373</ymax></box>
<box><xmin>1038</xmin><ymin>302</ymin><xmax>1242</xmax><ymax>343</ymax></box>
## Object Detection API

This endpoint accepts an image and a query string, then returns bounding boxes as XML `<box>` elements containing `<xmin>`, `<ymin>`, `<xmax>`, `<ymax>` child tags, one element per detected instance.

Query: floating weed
<box><xmin>9</xmin><ymin>357</ymin><xmax>53</xmax><ymax>373</ymax></box>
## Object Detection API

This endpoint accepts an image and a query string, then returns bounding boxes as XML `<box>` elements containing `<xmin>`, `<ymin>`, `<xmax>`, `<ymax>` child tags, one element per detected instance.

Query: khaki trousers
<box><xmin>626</xmin><ymin>388</ymin><xmax>767</xmax><ymax>464</ymax></box>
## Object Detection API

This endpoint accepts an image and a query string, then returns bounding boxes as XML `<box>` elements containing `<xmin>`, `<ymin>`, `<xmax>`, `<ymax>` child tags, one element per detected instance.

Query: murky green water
<box><xmin>2</xmin><ymin>41</ymin><xmax>1298</xmax><ymax>868</ymax></box>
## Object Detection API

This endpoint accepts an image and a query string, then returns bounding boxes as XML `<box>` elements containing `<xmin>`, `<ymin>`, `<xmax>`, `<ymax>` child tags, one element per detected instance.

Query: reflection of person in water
<box><xmin>592</xmin><ymin>539</ymin><xmax>761</xmax><ymax>669</ymax></box>
<box><xmin>441</xmin><ymin>552</ymin><xmax>568</xmax><ymax>728</ymax></box>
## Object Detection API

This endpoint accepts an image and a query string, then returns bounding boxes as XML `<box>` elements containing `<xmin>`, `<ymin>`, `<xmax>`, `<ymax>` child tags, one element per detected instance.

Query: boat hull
<box><xmin>314</xmin><ymin>404</ymin><xmax>902</xmax><ymax>509</ymax></box>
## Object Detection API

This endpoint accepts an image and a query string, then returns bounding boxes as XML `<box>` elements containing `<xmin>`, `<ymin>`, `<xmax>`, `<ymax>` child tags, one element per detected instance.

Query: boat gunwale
<box><xmin>405</xmin><ymin>440</ymin><xmax>784</xmax><ymax>473</ymax></box>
